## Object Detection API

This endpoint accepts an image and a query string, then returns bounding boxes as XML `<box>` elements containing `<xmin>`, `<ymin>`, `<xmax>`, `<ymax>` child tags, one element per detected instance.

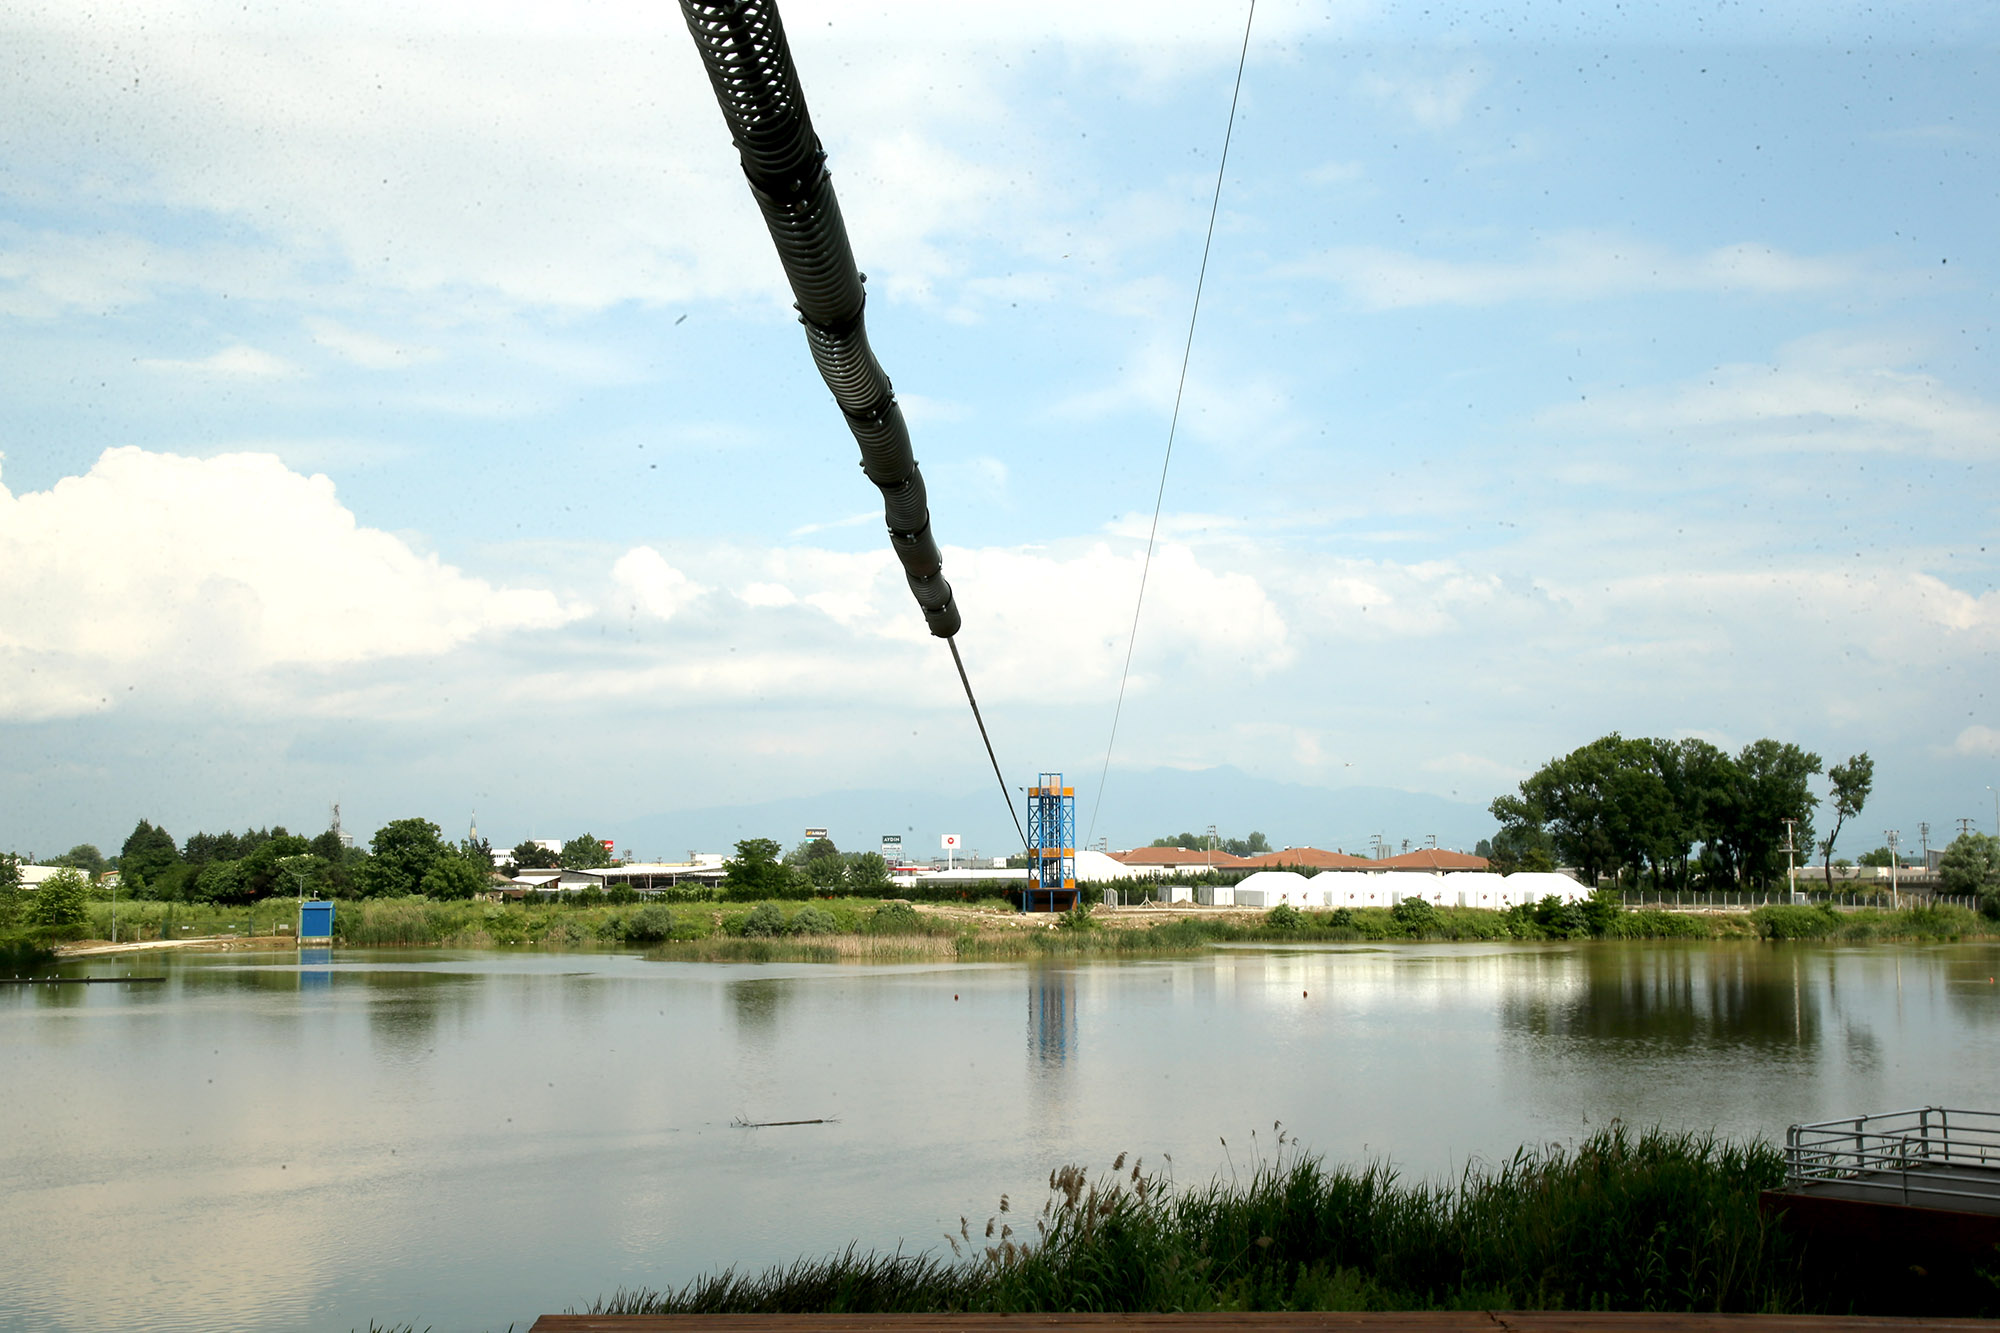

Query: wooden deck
<box><xmin>529</xmin><ymin>1314</ymin><xmax>1995</xmax><ymax>1331</ymax></box>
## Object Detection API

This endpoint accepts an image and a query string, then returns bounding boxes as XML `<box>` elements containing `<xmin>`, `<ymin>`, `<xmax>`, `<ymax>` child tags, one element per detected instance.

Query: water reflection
<box><xmin>301</xmin><ymin>948</ymin><xmax>331</xmax><ymax>991</ymax></box>
<box><xmin>1500</xmin><ymin>944</ymin><xmax>1822</xmax><ymax>1053</ymax></box>
<box><xmin>1027</xmin><ymin>967</ymin><xmax>1076</xmax><ymax>1067</ymax></box>
<box><xmin>362</xmin><ymin>969</ymin><xmax>472</xmax><ymax>1062</ymax></box>
<box><xmin>729</xmin><ymin>976</ymin><xmax>792</xmax><ymax>1041</ymax></box>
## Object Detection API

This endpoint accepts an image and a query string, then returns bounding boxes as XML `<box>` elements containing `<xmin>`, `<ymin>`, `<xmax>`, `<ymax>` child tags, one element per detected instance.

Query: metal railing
<box><xmin>1620</xmin><ymin>890</ymin><xmax>1976</xmax><ymax>910</ymax></box>
<box><xmin>1786</xmin><ymin>1107</ymin><xmax>2000</xmax><ymax>1207</ymax></box>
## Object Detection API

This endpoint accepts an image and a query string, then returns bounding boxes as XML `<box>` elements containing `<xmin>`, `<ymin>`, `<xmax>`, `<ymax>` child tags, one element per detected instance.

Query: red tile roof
<box><xmin>1240</xmin><ymin>847</ymin><xmax>1375</xmax><ymax>870</ymax></box>
<box><xmin>1372</xmin><ymin>848</ymin><xmax>1490</xmax><ymax>871</ymax></box>
<box><xmin>1108</xmin><ymin>846</ymin><xmax>1255</xmax><ymax>868</ymax></box>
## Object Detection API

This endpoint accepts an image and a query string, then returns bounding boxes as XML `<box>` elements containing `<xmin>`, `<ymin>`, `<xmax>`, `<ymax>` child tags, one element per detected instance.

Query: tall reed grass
<box><xmin>587</xmin><ymin>1124</ymin><xmax>1873</xmax><ymax>1316</ymax></box>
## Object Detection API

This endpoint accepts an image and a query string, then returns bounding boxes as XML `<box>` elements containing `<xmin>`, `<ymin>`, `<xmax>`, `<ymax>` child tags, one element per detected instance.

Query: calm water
<box><xmin>5</xmin><ymin>940</ymin><xmax>1999</xmax><ymax>1332</ymax></box>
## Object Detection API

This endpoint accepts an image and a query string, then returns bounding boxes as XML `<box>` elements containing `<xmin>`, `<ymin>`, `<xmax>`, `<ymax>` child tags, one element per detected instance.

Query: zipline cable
<box><xmin>1085</xmin><ymin>0</ymin><xmax>1256</xmax><ymax>846</ymax></box>
<box><xmin>951</xmin><ymin>637</ymin><xmax>1031</xmax><ymax>851</ymax></box>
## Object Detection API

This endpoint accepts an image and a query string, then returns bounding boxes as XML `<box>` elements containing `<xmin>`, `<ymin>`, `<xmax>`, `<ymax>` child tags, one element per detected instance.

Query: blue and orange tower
<box><xmin>1024</xmin><ymin>773</ymin><xmax>1079</xmax><ymax>913</ymax></box>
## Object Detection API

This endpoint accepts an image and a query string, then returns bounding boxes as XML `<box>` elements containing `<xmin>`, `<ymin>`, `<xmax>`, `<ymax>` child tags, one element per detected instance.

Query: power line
<box><xmin>1085</xmin><ymin>0</ymin><xmax>1257</xmax><ymax>846</ymax></box>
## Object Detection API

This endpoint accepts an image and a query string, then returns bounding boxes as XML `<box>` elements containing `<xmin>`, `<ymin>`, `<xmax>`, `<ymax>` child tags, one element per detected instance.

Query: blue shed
<box><xmin>299</xmin><ymin>900</ymin><xmax>334</xmax><ymax>941</ymax></box>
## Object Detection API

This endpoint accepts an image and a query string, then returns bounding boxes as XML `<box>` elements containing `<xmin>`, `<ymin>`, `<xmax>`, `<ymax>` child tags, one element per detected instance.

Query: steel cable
<box><xmin>1085</xmin><ymin>0</ymin><xmax>1256</xmax><ymax>846</ymax></box>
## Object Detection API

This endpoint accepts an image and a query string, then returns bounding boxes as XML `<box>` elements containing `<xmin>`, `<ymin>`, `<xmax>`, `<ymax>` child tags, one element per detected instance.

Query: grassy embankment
<box><xmin>584</xmin><ymin>1123</ymin><xmax>1992</xmax><ymax>1316</ymax></box>
<box><xmin>28</xmin><ymin>894</ymin><xmax>1991</xmax><ymax>967</ymax></box>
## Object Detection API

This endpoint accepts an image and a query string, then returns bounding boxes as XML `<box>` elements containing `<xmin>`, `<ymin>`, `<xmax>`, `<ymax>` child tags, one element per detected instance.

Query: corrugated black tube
<box><xmin>678</xmin><ymin>0</ymin><xmax>960</xmax><ymax>638</ymax></box>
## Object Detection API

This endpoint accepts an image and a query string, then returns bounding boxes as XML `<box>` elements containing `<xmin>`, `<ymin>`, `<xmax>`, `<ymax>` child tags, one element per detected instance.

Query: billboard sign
<box><xmin>805</xmin><ymin>827</ymin><xmax>828</xmax><ymax>839</ymax></box>
<box><xmin>940</xmin><ymin>833</ymin><xmax>962</xmax><ymax>850</ymax></box>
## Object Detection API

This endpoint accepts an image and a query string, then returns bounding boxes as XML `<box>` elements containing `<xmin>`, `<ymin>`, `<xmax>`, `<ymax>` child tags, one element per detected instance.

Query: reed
<box><xmin>587</xmin><ymin>1124</ymin><xmax>1867</xmax><ymax>1316</ymax></box>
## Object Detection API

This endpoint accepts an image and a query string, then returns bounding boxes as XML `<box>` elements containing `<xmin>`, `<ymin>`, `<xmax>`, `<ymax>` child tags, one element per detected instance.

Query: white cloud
<box><xmin>610</xmin><ymin>547</ymin><xmax>704</xmax><ymax>621</ymax></box>
<box><xmin>1950</xmin><ymin>726</ymin><xmax>2000</xmax><ymax>758</ymax></box>
<box><xmin>1544</xmin><ymin>339</ymin><xmax>2000</xmax><ymax>458</ymax></box>
<box><xmin>0</xmin><ymin>448</ymin><xmax>582</xmax><ymax>720</ymax></box>
<box><xmin>139</xmin><ymin>344</ymin><xmax>299</xmax><ymax>379</ymax></box>
<box><xmin>307</xmin><ymin>319</ymin><xmax>441</xmax><ymax>370</ymax></box>
<box><xmin>1293</xmin><ymin>234</ymin><xmax>1859</xmax><ymax>309</ymax></box>
<box><xmin>1361</xmin><ymin>65</ymin><xmax>1485</xmax><ymax>130</ymax></box>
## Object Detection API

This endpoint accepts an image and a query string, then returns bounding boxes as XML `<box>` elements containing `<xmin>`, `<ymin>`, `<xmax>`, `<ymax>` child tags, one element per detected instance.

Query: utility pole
<box><xmin>1886</xmin><ymin>829</ymin><xmax>1901</xmax><ymax>907</ymax></box>
<box><xmin>1204</xmin><ymin>823</ymin><xmax>1218</xmax><ymax>871</ymax></box>
<box><xmin>1960</xmin><ymin>818</ymin><xmax>1976</xmax><ymax>840</ymax></box>
<box><xmin>1782</xmin><ymin>817</ymin><xmax>1798</xmax><ymax>901</ymax></box>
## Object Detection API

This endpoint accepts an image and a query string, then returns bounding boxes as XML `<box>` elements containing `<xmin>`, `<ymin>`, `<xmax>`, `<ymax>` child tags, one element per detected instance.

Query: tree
<box><xmin>273</xmin><ymin>854</ymin><xmax>321</xmax><ymax>900</ymax></box>
<box><xmin>53</xmin><ymin>844</ymin><xmax>106</xmax><ymax>878</ymax></box>
<box><xmin>1857</xmin><ymin>846</ymin><xmax>1894</xmax><ymax>867</ymax></box>
<box><xmin>1820</xmin><ymin>753</ymin><xmax>1874</xmax><ymax>891</ymax></box>
<box><xmin>25</xmin><ymin>867</ymin><xmax>90</xmax><ymax>930</ymax></box>
<box><xmin>359</xmin><ymin>818</ymin><xmax>447</xmax><ymax>898</ymax></box>
<box><xmin>804</xmin><ymin>855</ymin><xmax>847</xmax><ymax>893</ymax></box>
<box><xmin>722</xmin><ymin>838</ymin><xmax>794</xmax><ymax>899</ymax></box>
<box><xmin>0</xmin><ymin>854</ymin><xmax>22</xmax><ymax>930</ymax></box>
<box><xmin>1221</xmin><ymin>831</ymin><xmax>1272</xmax><ymax>857</ymax></box>
<box><xmin>560</xmin><ymin>834</ymin><xmax>613</xmax><ymax>870</ymax></box>
<box><xmin>847</xmin><ymin>852</ymin><xmax>892</xmax><ymax>892</ymax></box>
<box><xmin>191</xmin><ymin>858</ymin><xmax>248</xmax><ymax>904</ymax></box>
<box><xmin>422</xmin><ymin>852</ymin><xmax>491</xmax><ymax>900</ymax></box>
<box><xmin>511</xmin><ymin>841</ymin><xmax>560</xmax><ymax>871</ymax></box>
<box><xmin>1726</xmin><ymin>740</ymin><xmax>1823</xmax><ymax>889</ymax></box>
<box><xmin>785</xmin><ymin>836</ymin><xmax>841</xmax><ymax>867</ymax></box>
<box><xmin>1938</xmin><ymin>833</ymin><xmax>2000</xmax><ymax>915</ymax></box>
<box><xmin>119</xmin><ymin>819</ymin><xmax>181</xmax><ymax>889</ymax></box>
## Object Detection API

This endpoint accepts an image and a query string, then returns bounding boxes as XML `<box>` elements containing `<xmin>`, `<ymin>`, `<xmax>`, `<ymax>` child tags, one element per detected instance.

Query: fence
<box><xmin>1618</xmin><ymin>889</ymin><xmax>1978</xmax><ymax>910</ymax></box>
<box><xmin>1786</xmin><ymin>1107</ymin><xmax>2000</xmax><ymax>1208</ymax></box>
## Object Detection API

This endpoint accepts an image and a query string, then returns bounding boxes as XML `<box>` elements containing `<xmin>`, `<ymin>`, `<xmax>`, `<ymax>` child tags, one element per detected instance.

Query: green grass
<box><xmin>589</xmin><ymin>1123</ymin><xmax>1952</xmax><ymax>1316</ymax></box>
<box><xmin>65</xmin><ymin>895</ymin><xmax>1995</xmax><ymax>955</ymax></box>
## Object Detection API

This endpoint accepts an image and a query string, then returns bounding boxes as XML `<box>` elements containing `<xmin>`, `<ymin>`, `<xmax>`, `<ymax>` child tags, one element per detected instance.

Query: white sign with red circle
<box><xmin>940</xmin><ymin>833</ymin><xmax>962</xmax><ymax>850</ymax></box>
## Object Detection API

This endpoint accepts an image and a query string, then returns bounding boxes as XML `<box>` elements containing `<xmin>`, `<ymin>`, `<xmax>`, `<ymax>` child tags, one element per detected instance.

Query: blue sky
<box><xmin>2</xmin><ymin>0</ymin><xmax>1996</xmax><ymax>859</ymax></box>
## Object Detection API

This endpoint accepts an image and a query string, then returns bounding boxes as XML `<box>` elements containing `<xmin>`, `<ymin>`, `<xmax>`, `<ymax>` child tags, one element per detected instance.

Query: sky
<box><xmin>2</xmin><ymin>0</ymin><xmax>1996</xmax><ymax>862</ymax></box>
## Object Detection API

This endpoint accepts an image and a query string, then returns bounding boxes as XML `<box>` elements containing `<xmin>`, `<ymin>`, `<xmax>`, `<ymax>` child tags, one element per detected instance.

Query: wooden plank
<box><xmin>528</xmin><ymin>1314</ymin><xmax>1996</xmax><ymax>1332</ymax></box>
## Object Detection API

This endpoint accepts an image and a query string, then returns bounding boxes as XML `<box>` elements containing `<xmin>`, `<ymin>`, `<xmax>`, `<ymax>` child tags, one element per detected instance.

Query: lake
<box><xmin>4</xmin><ymin>939</ymin><xmax>1998</xmax><ymax>1332</ymax></box>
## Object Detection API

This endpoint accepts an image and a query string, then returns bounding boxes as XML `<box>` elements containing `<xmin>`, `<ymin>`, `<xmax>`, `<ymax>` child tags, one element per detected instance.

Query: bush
<box><xmin>1390</xmin><ymin>896</ymin><xmax>1439</xmax><ymax>936</ymax></box>
<box><xmin>740</xmin><ymin>902</ymin><xmax>788</xmax><ymax>937</ymax></box>
<box><xmin>868</xmin><ymin>901</ymin><xmax>921</xmax><ymax>933</ymax></box>
<box><xmin>790</xmin><ymin>905</ymin><xmax>837</xmax><ymax>935</ymax></box>
<box><xmin>1056</xmin><ymin>903</ymin><xmax>1098</xmax><ymax>931</ymax></box>
<box><xmin>1</xmin><ymin>937</ymin><xmax>58</xmax><ymax>978</ymax></box>
<box><xmin>624</xmin><ymin>903</ymin><xmax>678</xmax><ymax>944</ymax></box>
<box><xmin>1752</xmin><ymin>903</ymin><xmax>1841</xmax><ymax>940</ymax></box>
<box><xmin>1264</xmin><ymin>903</ymin><xmax>1304</xmax><ymax>931</ymax></box>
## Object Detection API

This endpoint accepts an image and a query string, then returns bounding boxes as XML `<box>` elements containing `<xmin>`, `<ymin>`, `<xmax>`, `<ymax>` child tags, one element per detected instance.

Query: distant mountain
<box><xmin>614</xmin><ymin>765</ymin><xmax>1495</xmax><ymax>863</ymax></box>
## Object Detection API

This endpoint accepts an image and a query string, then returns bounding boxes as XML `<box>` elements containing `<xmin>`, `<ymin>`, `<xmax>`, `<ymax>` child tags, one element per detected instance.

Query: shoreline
<box><xmin>45</xmin><ymin>895</ymin><xmax>1998</xmax><ymax>965</ymax></box>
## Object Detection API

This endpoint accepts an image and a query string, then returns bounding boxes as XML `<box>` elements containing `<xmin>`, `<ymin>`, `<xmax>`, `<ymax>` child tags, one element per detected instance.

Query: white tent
<box><xmin>1073</xmin><ymin>849</ymin><xmax>1150</xmax><ymax>882</ymax></box>
<box><xmin>1232</xmin><ymin>870</ymin><xmax>1316</xmax><ymax>909</ymax></box>
<box><xmin>1442</xmin><ymin>871</ymin><xmax>1508</xmax><ymax>908</ymax></box>
<box><xmin>1504</xmin><ymin>871</ymin><xmax>1591</xmax><ymax>905</ymax></box>
<box><xmin>1312</xmin><ymin>871</ymin><xmax>1399</xmax><ymax>909</ymax></box>
<box><xmin>1397</xmin><ymin>872</ymin><xmax>1451</xmax><ymax>906</ymax></box>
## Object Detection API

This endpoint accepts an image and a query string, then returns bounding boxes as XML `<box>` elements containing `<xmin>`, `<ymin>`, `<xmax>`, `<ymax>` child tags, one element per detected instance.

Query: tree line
<box><xmin>1149</xmin><ymin>831</ymin><xmax>1273</xmax><ymax>857</ymax></box>
<box><xmin>1487</xmin><ymin>734</ymin><xmax>1874</xmax><ymax>891</ymax></box>
<box><xmin>720</xmin><ymin>836</ymin><xmax>895</xmax><ymax>897</ymax></box>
